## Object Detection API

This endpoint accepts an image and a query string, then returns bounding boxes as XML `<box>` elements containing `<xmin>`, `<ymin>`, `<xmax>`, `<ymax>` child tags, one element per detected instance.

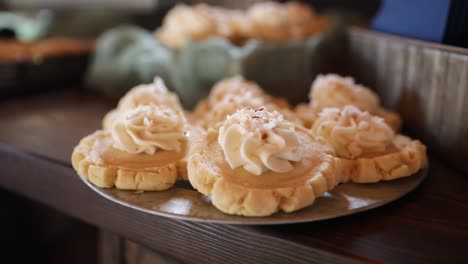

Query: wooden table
<box><xmin>0</xmin><ymin>90</ymin><xmax>467</xmax><ymax>264</ymax></box>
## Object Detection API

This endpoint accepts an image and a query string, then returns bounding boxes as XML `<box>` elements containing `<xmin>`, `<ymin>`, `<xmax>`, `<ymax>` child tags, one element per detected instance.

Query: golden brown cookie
<box><xmin>72</xmin><ymin>105</ymin><xmax>189</xmax><ymax>190</ymax></box>
<box><xmin>311</xmin><ymin>106</ymin><xmax>426</xmax><ymax>183</ymax></box>
<box><xmin>72</xmin><ymin>131</ymin><xmax>183</xmax><ymax>190</ymax></box>
<box><xmin>155</xmin><ymin>2</ymin><xmax>327</xmax><ymax>48</ymax></box>
<box><xmin>155</xmin><ymin>4</ymin><xmax>250</xmax><ymax>48</ymax></box>
<box><xmin>192</xmin><ymin>76</ymin><xmax>302</xmax><ymax>128</ymax></box>
<box><xmin>247</xmin><ymin>1</ymin><xmax>327</xmax><ymax>42</ymax></box>
<box><xmin>294</xmin><ymin>103</ymin><xmax>317</xmax><ymax>128</ymax></box>
<box><xmin>335</xmin><ymin>135</ymin><xmax>427</xmax><ymax>183</ymax></box>
<box><xmin>176</xmin><ymin>124</ymin><xmax>206</xmax><ymax>181</ymax></box>
<box><xmin>188</xmin><ymin>108</ymin><xmax>338</xmax><ymax>216</ymax></box>
<box><xmin>297</xmin><ymin>74</ymin><xmax>402</xmax><ymax>131</ymax></box>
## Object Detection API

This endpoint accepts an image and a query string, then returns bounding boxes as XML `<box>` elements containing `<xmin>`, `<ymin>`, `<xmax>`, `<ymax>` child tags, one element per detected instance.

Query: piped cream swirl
<box><xmin>218</xmin><ymin>108</ymin><xmax>303</xmax><ymax>175</ymax></box>
<box><xmin>310</xmin><ymin>74</ymin><xmax>380</xmax><ymax>112</ymax></box>
<box><xmin>117</xmin><ymin>77</ymin><xmax>181</xmax><ymax>111</ymax></box>
<box><xmin>111</xmin><ymin>105</ymin><xmax>187</xmax><ymax>154</ymax></box>
<box><xmin>211</xmin><ymin>92</ymin><xmax>267</xmax><ymax>125</ymax></box>
<box><xmin>311</xmin><ymin>106</ymin><xmax>394</xmax><ymax>159</ymax></box>
<box><xmin>156</xmin><ymin>4</ymin><xmax>218</xmax><ymax>48</ymax></box>
<box><xmin>208</xmin><ymin>76</ymin><xmax>268</xmax><ymax>105</ymax></box>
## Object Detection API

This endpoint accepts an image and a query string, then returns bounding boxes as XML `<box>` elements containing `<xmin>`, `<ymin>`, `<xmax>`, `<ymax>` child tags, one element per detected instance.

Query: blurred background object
<box><xmin>373</xmin><ymin>0</ymin><xmax>450</xmax><ymax>42</ymax></box>
<box><xmin>86</xmin><ymin>20</ymin><xmax>346</xmax><ymax>108</ymax></box>
<box><xmin>373</xmin><ymin>0</ymin><xmax>468</xmax><ymax>47</ymax></box>
<box><xmin>9</xmin><ymin>0</ymin><xmax>466</xmax><ymax>46</ymax></box>
<box><xmin>0</xmin><ymin>10</ymin><xmax>52</xmax><ymax>41</ymax></box>
<box><xmin>5</xmin><ymin>0</ymin><xmax>159</xmax><ymax>10</ymax></box>
<box><xmin>3</xmin><ymin>0</ymin><xmax>381</xmax><ymax>30</ymax></box>
<box><xmin>0</xmin><ymin>2</ymin><xmax>383</xmax><ymax>119</ymax></box>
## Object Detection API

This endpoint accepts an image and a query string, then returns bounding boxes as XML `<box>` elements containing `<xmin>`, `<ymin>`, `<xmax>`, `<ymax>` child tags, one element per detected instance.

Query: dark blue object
<box><xmin>443</xmin><ymin>0</ymin><xmax>468</xmax><ymax>48</ymax></box>
<box><xmin>372</xmin><ymin>0</ymin><xmax>468</xmax><ymax>47</ymax></box>
<box><xmin>372</xmin><ymin>0</ymin><xmax>451</xmax><ymax>43</ymax></box>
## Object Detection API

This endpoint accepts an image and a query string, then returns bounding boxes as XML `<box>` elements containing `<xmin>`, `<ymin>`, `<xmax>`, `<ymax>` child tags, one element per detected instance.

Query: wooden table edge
<box><xmin>0</xmin><ymin>142</ymin><xmax>371</xmax><ymax>264</ymax></box>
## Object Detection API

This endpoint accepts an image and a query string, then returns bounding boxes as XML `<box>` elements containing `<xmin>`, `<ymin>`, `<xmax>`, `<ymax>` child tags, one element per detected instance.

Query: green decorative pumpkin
<box><xmin>0</xmin><ymin>11</ymin><xmax>52</xmax><ymax>41</ymax></box>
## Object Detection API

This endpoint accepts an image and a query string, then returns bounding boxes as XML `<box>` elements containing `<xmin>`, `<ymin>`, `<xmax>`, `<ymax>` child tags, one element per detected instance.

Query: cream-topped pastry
<box><xmin>103</xmin><ymin>77</ymin><xmax>182</xmax><ymax>130</ymax></box>
<box><xmin>192</xmin><ymin>76</ymin><xmax>302</xmax><ymax>128</ymax></box>
<box><xmin>208</xmin><ymin>76</ymin><xmax>267</xmax><ymax>104</ymax></box>
<box><xmin>294</xmin><ymin>103</ymin><xmax>317</xmax><ymax>128</ymax></box>
<box><xmin>311</xmin><ymin>106</ymin><xmax>426</xmax><ymax>183</ymax></box>
<box><xmin>155</xmin><ymin>2</ymin><xmax>326</xmax><ymax>48</ymax></box>
<box><xmin>156</xmin><ymin>4</ymin><xmax>218</xmax><ymax>48</ymax></box>
<box><xmin>72</xmin><ymin>104</ymin><xmax>190</xmax><ymax>191</ymax></box>
<box><xmin>311</xmin><ymin>106</ymin><xmax>394</xmax><ymax>159</ymax></box>
<box><xmin>295</xmin><ymin>74</ymin><xmax>402</xmax><ymax>131</ymax></box>
<box><xmin>192</xmin><ymin>77</ymin><xmax>266</xmax><ymax>127</ymax></box>
<box><xmin>310</xmin><ymin>74</ymin><xmax>380</xmax><ymax>112</ymax></box>
<box><xmin>112</xmin><ymin>105</ymin><xmax>187</xmax><ymax>155</ymax></box>
<box><xmin>155</xmin><ymin>4</ymin><xmax>252</xmax><ymax>48</ymax></box>
<box><xmin>117</xmin><ymin>77</ymin><xmax>181</xmax><ymax>111</ymax></box>
<box><xmin>218</xmin><ymin>108</ymin><xmax>302</xmax><ymax>175</ymax></box>
<box><xmin>210</xmin><ymin>93</ymin><xmax>266</xmax><ymax>127</ymax></box>
<box><xmin>188</xmin><ymin>108</ymin><xmax>339</xmax><ymax>216</ymax></box>
<box><xmin>247</xmin><ymin>1</ymin><xmax>326</xmax><ymax>41</ymax></box>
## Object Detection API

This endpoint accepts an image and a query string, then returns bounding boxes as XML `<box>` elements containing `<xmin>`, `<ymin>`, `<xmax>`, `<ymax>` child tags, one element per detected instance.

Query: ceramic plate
<box><xmin>81</xmin><ymin>167</ymin><xmax>428</xmax><ymax>225</ymax></box>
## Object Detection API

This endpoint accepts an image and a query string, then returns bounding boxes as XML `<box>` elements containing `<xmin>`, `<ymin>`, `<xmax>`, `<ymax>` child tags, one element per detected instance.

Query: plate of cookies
<box><xmin>72</xmin><ymin>74</ymin><xmax>428</xmax><ymax>224</ymax></box>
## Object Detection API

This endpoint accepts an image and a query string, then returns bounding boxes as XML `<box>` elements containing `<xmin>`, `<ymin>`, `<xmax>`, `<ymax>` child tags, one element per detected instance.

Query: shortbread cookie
<box><xmin>156</xmin><ymin>4</ymin><xmax>251</xmax><ymax>48</ymax></box>
<box><xmin>72</xmin><ymin>105</ymin><xmax>189</xmax><ymax>190</ymax></box>
<box><xmin>247</xmin><ymin>1</ymin><xmax>327</xmax><ymax>42</ymax></box>
<box><xmin>311</xmin><ymin>106</ymin><xmax>426</xmax><ymax>183</ymax></box>
<box><xmin>192</xmin><ymin>76</ymin><xmax>268</xmax><ymax>119</ymax></box>
<box><xmin>296</xmin><ymin>74</ymin><xmax>402</xmax><ymax>131</ymax></box>
<box><xmin>192</xmin><ymin>76</ymin><xmax>303</xmax><ymax>128</ymax></box>
<box><xmin>155</xmin><ymin>2</ymin><xmax>326</xmax><ymax>48</ymax></box>
<box><xmin>102</xmin><ymin>77</ymin><xmax>182</xmax><ymax>130</ymax></box>
<box><xmin>294</xmin><ymin>103</ymin><xmax>317</xmax><ymax>128</ymax></box>
<box><xmin>188</xmin><ymin>108</ymin><xmax>338</xmax><ymax>217</ymax></box>
<box><xmin>176</xmin><ymin>124</ymin><xmax>206</xmax><ymax>181</ymax></box>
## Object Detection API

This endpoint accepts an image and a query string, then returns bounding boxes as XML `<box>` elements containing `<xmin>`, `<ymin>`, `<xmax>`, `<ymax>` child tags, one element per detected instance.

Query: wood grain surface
<box><xmin>100</xmin><ymin>230</ymin><xmax>182</xmax><ymax>264</ymax></box>
<box><xmin>0</xmin><ymin>91</ymin><xmax>467</xmax><ymax>264</ymax></box>
<box><xmin>347</xmin><ymin>27</ymin><xmax>468</xmax><ymax>173</ymax></box>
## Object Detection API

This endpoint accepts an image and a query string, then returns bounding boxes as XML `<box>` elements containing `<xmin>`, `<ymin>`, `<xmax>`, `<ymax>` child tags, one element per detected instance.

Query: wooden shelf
<box><xmin>0</xmin><ymin>90</ymin><xmax>466</xmax><ymax>263</ymax></box>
